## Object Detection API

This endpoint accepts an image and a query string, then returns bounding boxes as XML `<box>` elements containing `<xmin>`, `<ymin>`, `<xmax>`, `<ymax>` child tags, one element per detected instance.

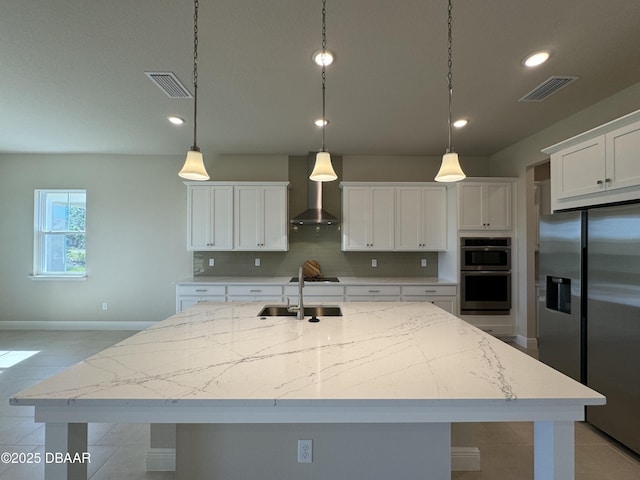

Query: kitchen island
<box><xmin>11</xmin><ymin>301</ymin><xmax>604</xmax><ymax>479</ymax></box>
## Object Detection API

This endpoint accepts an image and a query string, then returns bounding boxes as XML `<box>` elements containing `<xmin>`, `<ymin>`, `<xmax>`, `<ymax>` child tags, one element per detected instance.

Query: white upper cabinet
<box><xmin>234</xmin><ymin>184</ymin><xmax>288</xmax><ymax>251</ymax></box>
<box><xmin>458</xmin><ymin>182</ymin><xmax>511</xmax><ymax>231</ymax></box>
<box><xmin>544</xmin><ymin>110</ymin><xmax>640</xmax><ymax>211</ymax></box>
<box><xmin>395</xmin><ymin>186</ymin><xmax>447</xmax><ymax>251</ymax></box>
<box><xmin>552</xmin><ymin>135</ymin><xmax>606</xmax><ymax>200</ymax></box>
<box><xmin>341</xmin><ymin>182</ymin><xmax>447</xmax><ymax>252</ymax></box>
<box><xmin>185</xmin><ymin>181</ymin><xmax>288</xmax><ymax>252</ymax></box>
<box><xmin>342</xmin><ymin>185</ymin><xmax>395</xmax><ymax>251</ymax></box>
<box><xmin>605</xmin><ymin>121</ymin><xmax>640</xmax><ymax>191</ymax></box>
<box><xmin>186</xmin><ymin>185</ymin><xmax>233</xmax><ymax>251</ymax></box>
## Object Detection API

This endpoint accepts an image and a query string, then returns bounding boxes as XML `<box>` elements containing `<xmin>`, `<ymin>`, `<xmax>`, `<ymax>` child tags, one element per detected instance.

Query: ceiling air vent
<box><xmin>519</xmin><ymin>76</ymin><xmax>580</xmax><ymax>102</ymax></box>
<box><xmin>145</xmin><ymin>72</ymin><xmax>192</xmax><ymax>98</ymax></box>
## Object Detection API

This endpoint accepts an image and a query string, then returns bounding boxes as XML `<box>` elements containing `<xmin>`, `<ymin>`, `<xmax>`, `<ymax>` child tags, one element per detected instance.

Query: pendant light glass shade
<box><xmin>310</xmin><ymin>151</ymin><xmax>337</xmax><ymax>182</ymax></box>
<box><xmin>179</xmin><ymin>148</ymin><xmax>210</xmax><ymax>181</ymax></box>
<box><xmin>435</xmin><ymin>0</ymin><xmax>466</xmax><ymax>183</ymax></box>
<box><xmin>435</xmin><ymin>151</ymin><xmax>466</xmax><ymax>182</ymax></box>
<box><xmin>178</xmin><ymin>0</ymin><xmax>210</xmax><ymax>181</ymax></box>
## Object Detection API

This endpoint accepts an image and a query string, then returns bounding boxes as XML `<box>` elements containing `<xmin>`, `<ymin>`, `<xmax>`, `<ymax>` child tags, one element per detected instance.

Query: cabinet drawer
<box><xmin>227</xmin><ymin>285</ymin><xmax>283</xmax><ymax>296</ymax></box>
<box><xmin>345</xmin><ymin>285</ymin><xmax>401</xmax><ymax>296</ymax></box>
<box><xmin>284</xmin><ymin>285</ymin><xmax>344</xmax><ymax>297</ymax></box>
<box><xmin>177</xmin><ymin>285</ymin><xmax>226</xmax><ymax>296</ymax></box>
<box><xmin>345</xmin><ymin>296</ymin><xmax>400</xmax><ymax>302</ymax></box>
<box><xmin>401</xmin><ymin>285</ymin><xmax>457</xmax><ymax>296</ymax></box>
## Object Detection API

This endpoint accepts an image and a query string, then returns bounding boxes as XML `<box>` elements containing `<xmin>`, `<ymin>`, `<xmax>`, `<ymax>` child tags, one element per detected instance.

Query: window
<box><xmin>33</xmin><ymin>190</ymin><xmax>87</xmax><ymax>278</ymax></box>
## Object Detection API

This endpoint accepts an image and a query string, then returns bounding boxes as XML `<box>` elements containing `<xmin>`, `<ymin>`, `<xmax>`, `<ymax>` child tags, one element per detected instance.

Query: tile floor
<box><xmin>1</xmin><ymin>330</ymin><xmax>639</xmax><ymax>479</ymax></box>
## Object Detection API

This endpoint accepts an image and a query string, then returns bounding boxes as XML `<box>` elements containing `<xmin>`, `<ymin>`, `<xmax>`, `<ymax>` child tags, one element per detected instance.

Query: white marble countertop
<box><xmin>177</xmin><ymin>276</ymin><xmax>456</xmax><ymax>286</ymax></box>
<box><xmin>12</xmin><ymin>301</ymin><xmax>603</xmax><ymax>422</ymax></box>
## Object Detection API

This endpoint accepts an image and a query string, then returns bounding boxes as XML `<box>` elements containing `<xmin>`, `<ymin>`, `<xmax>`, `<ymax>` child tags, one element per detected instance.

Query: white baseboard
<box><xmin>0</xmin><ymin>321</ymin><xmax>154</xmax><ymax>331</ymax></box>
<box><xmin>451</xmin><ymin>446</ymin><xmax>481</xmax><ymax>471</ymax></box>
<box><xmin>146</xmin><ymin>448</ymin><xmax>176</xmax><ymax>472</ymax></box>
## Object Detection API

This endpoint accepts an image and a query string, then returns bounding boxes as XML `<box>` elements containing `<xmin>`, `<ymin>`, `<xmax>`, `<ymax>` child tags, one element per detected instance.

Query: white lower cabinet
<box><xmin>175</xmin><ymin>285</ymin><xmax>226</xmax><ymax>312</ymax></box>
<box><xmin>401</xmin><ymin>285</ymin><xmax>457</xmax><ymax>314</ymax></box>
<box><xmin>226</xmin><ymin>285</ymin><xmax>283</xmax><ymax>302</ymax></box>
<box><xmin>176</xmin><ymin>281</ymin><xmax>458</xmax><ymax>314</ymax></box>
<box><xmin>344</xmin><ymin>285</ymin><xmax>401</xmax><ymax>302</ymax></box>
<box><xmin>283</xmin><ymin>285</ymin><xmax>344</xmax><ymax>304</ymax></box>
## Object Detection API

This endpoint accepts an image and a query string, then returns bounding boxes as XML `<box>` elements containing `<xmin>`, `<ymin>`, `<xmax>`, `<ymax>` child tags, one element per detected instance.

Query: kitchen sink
<box><xmin>258</xmin><ymin>305</ymin><xmax>342</xmax><ymax>317</ymax></box>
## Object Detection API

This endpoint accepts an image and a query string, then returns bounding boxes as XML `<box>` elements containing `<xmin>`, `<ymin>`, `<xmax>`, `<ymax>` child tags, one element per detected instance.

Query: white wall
<box><xmin>488</xmin><ymin>80</ymin><xmax>640</xmax><ymax>341</ymax></box>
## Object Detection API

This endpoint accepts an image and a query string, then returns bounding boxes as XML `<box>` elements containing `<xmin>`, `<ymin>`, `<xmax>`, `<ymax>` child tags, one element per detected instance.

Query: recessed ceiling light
<box><xmin>314</xmin><ymin>118</ymin><xmax>329</xmax><ymax>127</ymax></box>
<box><xmin>453</xmin><ymin>119</ymin><xmax>468</xmax><ymax>128</ymax></box>
<box><xmin>312</xmin><ymin>49</ymin><xmax>335</xmax><ymax>67</ymax></box>
<box><xmin>523</xmin><ymin>51</ymin><xmax>550</xmax><ymax>68</ymax></box>
<box><xmin>167</xmin><ymin>116</ymin><xmax>185</xmax><ymax>125</ymax></box>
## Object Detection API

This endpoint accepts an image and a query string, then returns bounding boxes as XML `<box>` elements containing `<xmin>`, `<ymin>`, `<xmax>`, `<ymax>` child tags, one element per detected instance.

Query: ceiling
<box><xmin>2</xmin><ymin>0</ymin><xmax>640</xmax><ymax>158</ymax></box>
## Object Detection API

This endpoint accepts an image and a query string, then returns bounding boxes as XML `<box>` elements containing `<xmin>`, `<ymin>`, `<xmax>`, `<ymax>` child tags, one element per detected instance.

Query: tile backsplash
<box><xmin>194</xmin><ymin>225</ymin><xmax>439</xmax><ymax>278</ymax></box>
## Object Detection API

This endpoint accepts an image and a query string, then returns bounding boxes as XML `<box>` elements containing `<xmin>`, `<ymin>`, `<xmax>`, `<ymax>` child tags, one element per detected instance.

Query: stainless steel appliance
<box><xmin>460</xmin><ymin>237</ymin><xmax>511</xmax><ymax>270</ymax></box>
<box><xmin>538</xmin><ymin>203</ymin><xmax>640</xmax><ymax>455</ymax></box>
<box><xmin>460</xmin><ymin>237</ymin><xmax>512</xmax><ymax>315</ymax></box>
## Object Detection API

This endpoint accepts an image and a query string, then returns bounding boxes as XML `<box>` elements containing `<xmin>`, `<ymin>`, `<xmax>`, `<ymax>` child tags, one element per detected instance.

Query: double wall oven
<box><xmin>460</xmin><ymin>237</ymin><xmax>512</xmax><ymax>315</ymax></box>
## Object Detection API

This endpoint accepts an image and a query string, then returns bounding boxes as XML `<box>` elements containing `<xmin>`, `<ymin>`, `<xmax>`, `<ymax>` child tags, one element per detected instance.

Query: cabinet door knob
<box><xmin>597</xmin><ymin>179</ymin><xmax>604</xmax><ymax>185</ymax></box>
<box><xmin>605</xmin><ymin>178</ymin><xmax>612</xmax><ymax>183</ymax></box>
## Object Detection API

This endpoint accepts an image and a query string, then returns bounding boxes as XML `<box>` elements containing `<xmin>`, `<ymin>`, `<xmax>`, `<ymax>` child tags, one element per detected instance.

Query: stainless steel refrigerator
<box><xmin>538</xmin><ymin>203</ymin><xmax>640</xmax><ymax>455</ymax></box>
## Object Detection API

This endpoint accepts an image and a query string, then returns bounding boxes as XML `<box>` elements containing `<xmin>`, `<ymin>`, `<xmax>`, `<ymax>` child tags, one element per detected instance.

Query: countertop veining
<box><xmin>12</xmin><ymin>301</ymin><xmax>603</xmax><ymax>411</ymax></box>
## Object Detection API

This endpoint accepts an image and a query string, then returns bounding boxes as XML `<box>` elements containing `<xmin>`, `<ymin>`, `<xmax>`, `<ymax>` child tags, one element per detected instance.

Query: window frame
<box><xmin>32</xmin><ymin>189</ymin><xmax>87</xmax><ymax>279</ymax></box>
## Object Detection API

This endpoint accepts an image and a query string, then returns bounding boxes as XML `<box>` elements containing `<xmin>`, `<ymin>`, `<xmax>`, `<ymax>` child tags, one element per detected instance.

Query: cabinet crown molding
<box><xmin>542</xmin><ymin>108</ymin><xmax>640</xmax><ymax>155</ymax></box>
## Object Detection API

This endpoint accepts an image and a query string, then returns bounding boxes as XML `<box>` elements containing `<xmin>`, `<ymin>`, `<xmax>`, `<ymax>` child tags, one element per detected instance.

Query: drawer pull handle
<box><xmin>424</xmin><ymin>290</ymin><xmax>436</xmax><ymax>293</ymax></box>
<box><xmin>368</xmin><ymin>289</ymin><xmax>380</xmax><ymax>293</ymax></box>
<box><xmin>250</xmin><ymin>289</ymin><xmax>262</xmax><ymax>293</ymax></box>
<box><xmin>195</xmin><ymin>289</ymin><xmax>207</xmax><ymax>292</ymax></box>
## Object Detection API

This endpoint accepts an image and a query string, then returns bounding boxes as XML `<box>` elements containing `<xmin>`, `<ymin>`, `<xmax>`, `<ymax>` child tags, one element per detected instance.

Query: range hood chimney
<box><xmin>290</xmin><ymin>156</ymin><xmax>339</xmax><ymax>225</ymax></box>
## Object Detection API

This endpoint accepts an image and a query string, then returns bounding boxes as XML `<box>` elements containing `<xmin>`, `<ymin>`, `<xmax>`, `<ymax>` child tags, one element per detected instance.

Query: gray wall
<box><xmin>0</xmin><ymin>153</ymin><xmax>192</xmax><ymax>324</ymax></box>
<box><xmin>488</xmin><ymin>80</ymin><xmax>640</xmax><ymax>341</ymax></box>
<box><xmin>0</xmin><ymin>152</ymin><xmax>489</xmax><ymax>325</ymax></box>
<box><xmin>176</xmin><ymin>423</ymin><xmax>450</xmax><ymax>480</ymax></box>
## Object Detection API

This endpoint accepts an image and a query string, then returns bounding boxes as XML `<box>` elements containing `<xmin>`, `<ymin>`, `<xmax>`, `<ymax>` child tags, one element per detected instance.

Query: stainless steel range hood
<box><xmin>290</xmin><ymin>156</ymin><xmax>339</xmax><ymax>225</ymax></box>
<box><xmin>290</xmin><ymin>179</ymin><xmax>338</xmax><ymax>225</ymax></box>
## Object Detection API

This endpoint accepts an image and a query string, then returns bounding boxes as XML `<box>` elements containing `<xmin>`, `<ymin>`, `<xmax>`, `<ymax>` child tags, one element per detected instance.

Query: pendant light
<box><xmin>435</xmin><ymin>0</ymin><xmax>466</xmax><ymax>183</ymax></box>
<box><xmin>179</xmin><ymin>0</ymin><xmax>210</xmax><ymax>181</ymax></box>
<box><xmin>309</xmin><ymin>0</ymin><xmax>338</xmax><ymax>182</ymax></box>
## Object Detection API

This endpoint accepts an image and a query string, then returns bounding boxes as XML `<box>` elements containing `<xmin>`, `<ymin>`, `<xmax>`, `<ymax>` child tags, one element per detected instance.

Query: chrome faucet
<box><xmin>287</xmin><ymin>266</ymin><xmax>305</xmax><ymax>320</ymax></box>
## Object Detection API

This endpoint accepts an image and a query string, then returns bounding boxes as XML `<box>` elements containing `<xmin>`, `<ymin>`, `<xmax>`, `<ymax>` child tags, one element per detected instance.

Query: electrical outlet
<box><xmin>255</xmin><ymin>258</ymin><xmax>261</xmax><ymax>267</ymax></box>
<box><xmin>209</xmin><ymin>258</ymin><xmax>215</xmax><ymax>267</ymax></box>
<box><xmin>102</xmin><ymin>302</ymin><xmax>108</xmax><ymax>311</ymax></box>
<box><xmin>421</xmin><ymin>258</ymin><xmax>427</xmax><ymax>267</ymax></box>
<box><xmin>297</xmin><ymin>439</ymin><xmax>312</xmax><ymax>463</ymax></box>
<box><xmin>371</xmin><ymin>258</ymin><xmax>377</xmax><ymax>268</ymax></box>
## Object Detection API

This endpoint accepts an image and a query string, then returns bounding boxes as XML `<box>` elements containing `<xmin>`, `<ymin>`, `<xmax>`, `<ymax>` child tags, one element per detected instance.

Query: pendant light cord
<box><xmin>320</xmin><ymin>0</ymin><xmax>327</xmax><ymax>152</ymax></box>
<box><xmin>192</xmin><ymin>0</ymin><xmax>199</xmax><ymax>150</ymax></box>
<box><xmin>447</xmin><ymin>0</ymin><xmax>454</xmax><ymax>153</ymax></box>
